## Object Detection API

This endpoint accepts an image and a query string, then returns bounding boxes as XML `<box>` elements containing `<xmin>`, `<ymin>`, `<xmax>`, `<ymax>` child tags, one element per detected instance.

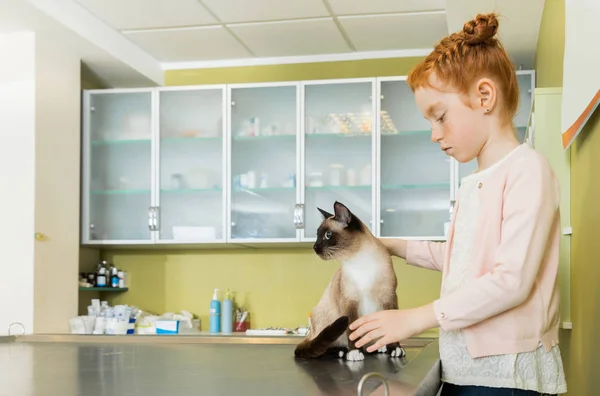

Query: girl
<box><xmin>348</xmin><ymin>13</ymin><xmax>567</xmax><ymax>396</ymax></box>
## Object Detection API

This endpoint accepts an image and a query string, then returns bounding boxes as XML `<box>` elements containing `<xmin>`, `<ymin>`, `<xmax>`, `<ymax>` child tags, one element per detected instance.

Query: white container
<box><xmin>329</xmin><ymin>164</ymin><xmax>344</xmax><ymax>186</ymax></box>
<box><xmin>172</xmin><ymin>226</ymin><xmax>216</xmax><ymax>241</ymax></box>
<box><xmin>346</xmin><ymin>168</ymin><xmax>357</xmax><ymax>186</ymax></box>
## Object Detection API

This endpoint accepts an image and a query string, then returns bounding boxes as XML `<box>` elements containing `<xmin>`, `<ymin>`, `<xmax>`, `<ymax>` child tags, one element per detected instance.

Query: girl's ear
<box><xmin>476</xmin><ymin>78</ymin><xmax>497</xmax><ymax>114</ymax></box>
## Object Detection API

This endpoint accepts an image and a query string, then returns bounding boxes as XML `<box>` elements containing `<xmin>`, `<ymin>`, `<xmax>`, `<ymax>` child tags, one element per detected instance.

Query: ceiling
<box><xmin>6</xmin><ymin>0</ymin><xmax>545</xmax><ymax>87</ymax></box>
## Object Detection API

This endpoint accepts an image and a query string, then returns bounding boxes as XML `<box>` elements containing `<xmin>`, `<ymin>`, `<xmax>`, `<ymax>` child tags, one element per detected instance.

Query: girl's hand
<box><xmin>348</xmin><ymin>303</ymin><xmax>438</xmax><ymax>352</ymax></box>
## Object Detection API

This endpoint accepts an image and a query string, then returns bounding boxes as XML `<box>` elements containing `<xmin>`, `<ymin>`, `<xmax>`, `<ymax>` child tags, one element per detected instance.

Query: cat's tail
<box><xmin>294</xmin><ymin>316</ymin><xmax>349</xmax><ymax>359</ymax></box>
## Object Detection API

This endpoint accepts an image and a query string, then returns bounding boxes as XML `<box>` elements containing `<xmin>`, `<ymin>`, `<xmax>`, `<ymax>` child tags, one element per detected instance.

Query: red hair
<box><xmin>407</xmin><ymin>13</ymin><xmax>519</xmax><ymax>124</ymax></box>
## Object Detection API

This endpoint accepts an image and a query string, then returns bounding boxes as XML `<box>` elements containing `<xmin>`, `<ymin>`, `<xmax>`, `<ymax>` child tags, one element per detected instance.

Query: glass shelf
<box><xmin>160</xmin><ymin>136</ymin><xmax>222</xmax><ymax>143</ymax></box>
<box><xmin>161</xmin><ymin>188</ymin><xmax>222</xmax><ymax>194</ymax></box>
<box><xmin>91</xmin><ymin>139</ymin><xmax>151</xmax><ymax>146</ymax></box>
<box><xmin>91</xmin><ymin>189</ymin><xmax>150</xmax><ymax>195</ymax></box>
<box><xmin>232</xmin><ymin>134</ymin><xmax>296</xmax><ymax>141</ymax></box>
<box><xmin>79</xmin><ymin>287</ymin><xmax>129</xmax><ymax>292</ymax></box>
<box><xmin>382</xmin><ymin>183</ymin><xmax>451</xmax><ymax>190</ymax></box>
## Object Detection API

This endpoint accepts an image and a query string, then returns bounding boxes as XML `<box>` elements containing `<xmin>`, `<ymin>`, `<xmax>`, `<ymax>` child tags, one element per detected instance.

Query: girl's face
<box><xmin>414</xmin><ymin>79</ymin><xmax>491</xmax><ymax>164</ymax></box>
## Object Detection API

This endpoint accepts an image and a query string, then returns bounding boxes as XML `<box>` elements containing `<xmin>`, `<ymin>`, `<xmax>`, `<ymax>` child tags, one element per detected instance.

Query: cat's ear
<box><xmin>318</xmin><ymin>207</ymin><xmax>333</xmax><ymax>219</ymax></box>
<box><xmin>333</xmin><ymin>201</ymin><xmax>361</xmax><ymax>230</ymax></box>
<box><xmin>333</xmin><ymin>201</ymin><xmax>352</xmax><ymax>226</ymax></box>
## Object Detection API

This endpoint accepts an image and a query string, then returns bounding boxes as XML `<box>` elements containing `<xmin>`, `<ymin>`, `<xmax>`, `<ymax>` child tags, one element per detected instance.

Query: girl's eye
<box><xmin>436</xmin><ymin>113</ymin><xmax>446</xmax><ymax>123</ymax></box>
<box><xmin>324</xmin><ymin>231</ymin><xmax>332</xmax><ymax>240</ymax></box>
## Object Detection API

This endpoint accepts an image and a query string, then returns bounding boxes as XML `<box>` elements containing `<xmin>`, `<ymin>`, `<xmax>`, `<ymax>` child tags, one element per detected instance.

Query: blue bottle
<box><xmin>221</xmin><ymin>289</ymin><xmax>233</xmax><ymax>334</ymax></box>
<box><xmin>209</xmin><ymin>288</ymin><xmax>221</xmax><ymax>333</ymax></box>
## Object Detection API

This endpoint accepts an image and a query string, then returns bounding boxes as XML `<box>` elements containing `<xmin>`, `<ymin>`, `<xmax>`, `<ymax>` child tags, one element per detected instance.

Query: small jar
<box><xmin>308</xmin><ymin>172</ymin><xmax>324</xmax><ymax>187</ymax></box>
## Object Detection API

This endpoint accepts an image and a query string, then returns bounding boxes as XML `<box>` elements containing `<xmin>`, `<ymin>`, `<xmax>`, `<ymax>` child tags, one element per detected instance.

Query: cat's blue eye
<box><xmin>324</xmin><ymin>231</ymin><xmax>332</xmax><ymax>240</ymax></box>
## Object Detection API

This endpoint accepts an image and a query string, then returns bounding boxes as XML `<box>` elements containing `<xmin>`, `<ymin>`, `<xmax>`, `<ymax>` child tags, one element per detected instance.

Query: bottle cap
<box><xmin>212</xmin><ymin>288</ymin><xmax>219</xmax><ymax>300</ymax></box>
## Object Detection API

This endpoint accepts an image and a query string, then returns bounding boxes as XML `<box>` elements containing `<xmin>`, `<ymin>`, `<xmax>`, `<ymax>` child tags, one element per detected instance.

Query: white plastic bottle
<box><xmin>221</xmin><ymin>289</ymin><xmax>233</xmax><ymax>334</ymax></box>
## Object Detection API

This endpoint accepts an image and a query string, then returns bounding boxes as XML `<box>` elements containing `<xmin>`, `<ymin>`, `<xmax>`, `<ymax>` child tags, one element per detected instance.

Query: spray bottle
<box><xmin>221</xmin><ymin>289</ymin><xmax>233</xmax><ymax>334</ymax></box>
<box><xmin>209</xmin><ymin>288</ymin><xmax>221</xmax><ymax>333</ymax></box>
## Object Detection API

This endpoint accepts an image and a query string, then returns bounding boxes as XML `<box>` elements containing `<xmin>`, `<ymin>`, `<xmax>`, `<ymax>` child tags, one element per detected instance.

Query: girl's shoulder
<box><xmin>496</xmin><ymin>144</ymin><xmax>560</xmax><ymax>202</ymax></box>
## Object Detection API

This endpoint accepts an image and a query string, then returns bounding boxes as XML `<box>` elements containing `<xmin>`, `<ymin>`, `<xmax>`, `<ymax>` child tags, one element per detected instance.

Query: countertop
<box><xmin>0</xmin><ymin>334</ymin><xmax>441</xmax><ymax>395</ymax></box>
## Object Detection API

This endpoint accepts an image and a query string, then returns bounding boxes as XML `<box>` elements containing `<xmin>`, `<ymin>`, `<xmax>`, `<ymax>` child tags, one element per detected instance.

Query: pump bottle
<box><xmin>209</xmin><ymin>288</ymin><xmax>221</xmax><ymax>333</ymax></box>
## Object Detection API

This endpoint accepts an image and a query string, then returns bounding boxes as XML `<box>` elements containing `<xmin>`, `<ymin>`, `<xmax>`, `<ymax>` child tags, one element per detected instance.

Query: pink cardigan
<box><xmin>406</xmin><ymin>144</ymin><xmax>562</xmax><ymax>358</ymax></box>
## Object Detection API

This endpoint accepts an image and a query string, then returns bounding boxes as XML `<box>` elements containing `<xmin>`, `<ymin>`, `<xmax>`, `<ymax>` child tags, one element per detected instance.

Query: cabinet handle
<box><xmin>148</xmin><ymin>207</ymin><xmax>154</xmax><ymax>230</ymax></box>
<box><xmin>148</xmin><ymin>207</ymin><xmax>159</xmax><ymax>231</ymax></box>
<box><xmin>294</xmin><ymin>204</ymin><xmax>304</xmax><ymax>229</ymax></box>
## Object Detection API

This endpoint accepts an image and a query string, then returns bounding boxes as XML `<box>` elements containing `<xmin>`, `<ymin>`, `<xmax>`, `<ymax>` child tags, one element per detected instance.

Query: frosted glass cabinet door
<box><xmin>379</xmin><ymin>80</ymin><xmax>450</xmax><ymax>238</ymax></box>
<box><xmin>84</xmin><ymin>91</ymin><xmax>153</xmax><ymax>242</ymax></box>
<box><xmin>304</xmin><ymin>81</ymin><xmax>374</xmax><ymax>239</ymax></box>
<box><xmin>229</xmin><ymin>85</ymin><xmax>298</xmax><ymax>240</ymax></box>
<box><xmin>158</xmin><ymin>88</ymin><xmax>225</xmax><ymax>242</ymax></box>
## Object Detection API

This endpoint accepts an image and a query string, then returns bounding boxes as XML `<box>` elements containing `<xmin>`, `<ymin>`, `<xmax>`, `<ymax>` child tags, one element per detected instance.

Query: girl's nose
<box><xmin>431</xmin><ymin>128</ymin><xmax>443</xmax><ymax>143</ymax></box>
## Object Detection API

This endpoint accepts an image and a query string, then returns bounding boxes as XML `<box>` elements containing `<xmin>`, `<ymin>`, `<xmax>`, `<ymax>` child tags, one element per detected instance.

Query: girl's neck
<box><xmin>476</xmin><ymin>125</ymin><xmax>521</xmax><ymax>172</ymax></box>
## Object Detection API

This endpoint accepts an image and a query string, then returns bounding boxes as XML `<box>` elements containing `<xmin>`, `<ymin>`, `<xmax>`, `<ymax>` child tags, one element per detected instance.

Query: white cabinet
<box><xmin>81</xmin><ymin>70</ymin><xmax>535</xmax><ymax>247</ymax></box>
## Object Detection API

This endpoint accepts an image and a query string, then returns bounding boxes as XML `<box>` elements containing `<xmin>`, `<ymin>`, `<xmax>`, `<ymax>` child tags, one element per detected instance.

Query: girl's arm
<box><xmin>432</xmin><ymin>157</ymin><xmax>560</xmax><ymax>332</ymax></box>
<box><xmin>380</xmin><ymin>238</ymin><xmax>445</xmax><ymax>272</ymax></box>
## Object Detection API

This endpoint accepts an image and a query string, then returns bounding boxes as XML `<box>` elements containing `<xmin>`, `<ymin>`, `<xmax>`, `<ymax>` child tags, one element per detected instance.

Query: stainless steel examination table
<box><xmin>0</xmin><ymin>334</ymin><xmax>441</xmax><ymax>396</ymax></box>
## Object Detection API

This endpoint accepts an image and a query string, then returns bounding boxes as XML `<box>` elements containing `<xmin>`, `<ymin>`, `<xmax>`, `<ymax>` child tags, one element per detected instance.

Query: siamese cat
<box><xmin>294</xmin><ymin>201</ymin><xmax>405</xmax><ymax>361</ymax></box>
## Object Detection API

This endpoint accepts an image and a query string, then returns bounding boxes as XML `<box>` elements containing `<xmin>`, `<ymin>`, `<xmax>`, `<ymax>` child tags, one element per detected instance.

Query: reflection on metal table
<box><xmin>0</xmin><ymin>334</ymin><xmax>441</xmax><ymax>396</ymax></box>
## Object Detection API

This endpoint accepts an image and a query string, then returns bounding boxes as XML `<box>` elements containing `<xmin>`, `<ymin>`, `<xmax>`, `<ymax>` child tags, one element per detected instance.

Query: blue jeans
<box><xmin>441</xmin><ymin>383</ymin><xmax>556</xmax><ymax>396</ymax></box>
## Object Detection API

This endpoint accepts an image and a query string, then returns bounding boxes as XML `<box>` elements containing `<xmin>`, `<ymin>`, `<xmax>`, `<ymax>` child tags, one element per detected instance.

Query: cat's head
<box><xmin>313</xmin><ymin>201</ymin><xmax>366</xmax><ymax>260</ymax></box>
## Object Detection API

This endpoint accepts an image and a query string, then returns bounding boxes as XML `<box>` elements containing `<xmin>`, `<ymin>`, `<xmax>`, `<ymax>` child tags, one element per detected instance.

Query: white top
<box><xmin>439</xmin><ymin>144</ymin><xmax>567</xmax><ymax>394</ymax></box>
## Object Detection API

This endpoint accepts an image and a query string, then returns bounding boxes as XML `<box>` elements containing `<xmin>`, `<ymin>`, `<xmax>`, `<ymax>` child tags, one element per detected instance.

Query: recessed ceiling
<box><xmin>14</xmin><ymin>0</ymin><xmax>545</xmax><ymax>87</ymax></box>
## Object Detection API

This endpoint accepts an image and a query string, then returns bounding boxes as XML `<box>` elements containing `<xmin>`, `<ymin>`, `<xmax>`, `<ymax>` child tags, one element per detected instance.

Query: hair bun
<box><xmin>463</xmin><ymin>13</ymin><xmax>499</xmax><ymax>45</ymax></box>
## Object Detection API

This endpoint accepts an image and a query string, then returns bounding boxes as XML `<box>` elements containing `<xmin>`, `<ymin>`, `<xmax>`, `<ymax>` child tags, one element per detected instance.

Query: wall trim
<box><xmin>161</xmin><ymin>48</ymin><xmax>433</xmax><ymax>70</ymax></box>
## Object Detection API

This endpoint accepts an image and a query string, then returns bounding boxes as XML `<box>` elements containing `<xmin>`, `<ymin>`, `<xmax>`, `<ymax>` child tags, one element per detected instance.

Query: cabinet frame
<box><xmin>80</xmin><ymin>70</ymin><xmax>536</xmax><ymax>248</ymax></box>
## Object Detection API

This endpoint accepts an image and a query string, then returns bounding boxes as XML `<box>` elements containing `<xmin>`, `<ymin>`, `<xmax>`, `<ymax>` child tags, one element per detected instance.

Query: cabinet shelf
<box><xmin>161</xmin><ymin>136</ymin><xmax>221</xmax><ymax>143</ymax></box>
<box><xmin>91</xmin><ymin>189</ymin><xmax>150</xmax><ymax>195</ymax></box>
<box><xmin>306</xmin><ymin>132</ymin><xmax>372</xmax><ymax>139</ymax></box>
<box><xmin>91</xmin><ymin>138</ymin><xmax>151</xmax><ymax>146</ymax></box>
<box><xmin>382</xmin><ymin>183</ymin><xmax>450</xmax><ymax>190</ymax></box>
<box><xmin>306</xmin><ymin>185</ymin><xmax>370</xmax><ymax>190</ymax></box>
<box><xmin>79</xmin><ymin>287</ymin><xmax>128</xmax><ymax>292</ymax></box>
<box><xmin>161</xmin><ymin>188</ymin><xmax>221</xmax><ymax>194</ymax></box>
<box><xmin>232</xmin><ymin>134</ymin><xmax>295</xmax><ymax>141</ymax></box>
<box><xmin>233</xmin><ymin>187</ymin><xmax>295</xmax><ymax>194</ymax></box>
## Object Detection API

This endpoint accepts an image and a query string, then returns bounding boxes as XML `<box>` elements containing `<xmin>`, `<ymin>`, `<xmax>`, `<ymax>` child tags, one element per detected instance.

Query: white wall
<box><xmin>0</xmin><ymin>32</ymin><xmax>36</xmax><ymax>335</ymax></box>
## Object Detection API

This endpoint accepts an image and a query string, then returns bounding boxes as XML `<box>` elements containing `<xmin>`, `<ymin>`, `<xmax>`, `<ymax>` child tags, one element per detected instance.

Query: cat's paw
<box><xmin>385</xmin><ymin>343</ymin><xmax>405</xmax><ymax>358</ymax></box>
<box><xmin>389</xmin><ymin>346</ymin><xmax>406</xmax><ymax>358</ymax></box>
<box><xmin>377</xmin><ymin>345</ymin><xmax>387</xmax><ymax>353</ymax></box>
<box><xmin>346</xmin><ymin>349</ymin><xmax>365</xmax><ymax>361</ymax></box>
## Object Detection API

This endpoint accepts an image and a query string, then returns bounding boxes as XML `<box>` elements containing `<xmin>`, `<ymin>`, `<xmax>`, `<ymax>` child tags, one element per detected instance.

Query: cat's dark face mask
<box><xmin>313</xmin><ymin>201</ymin><xmax>363</xmax><ymax>260</ymax></box>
